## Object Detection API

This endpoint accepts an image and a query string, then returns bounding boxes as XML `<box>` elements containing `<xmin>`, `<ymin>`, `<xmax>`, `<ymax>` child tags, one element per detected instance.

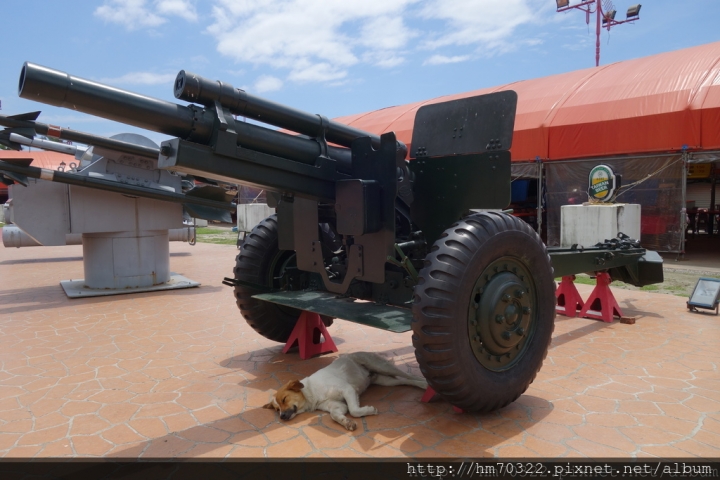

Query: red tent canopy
<box><xmin>336</xmin><ymin>41</ymin><xmax>720</xmax><ymax>162</ymax></box>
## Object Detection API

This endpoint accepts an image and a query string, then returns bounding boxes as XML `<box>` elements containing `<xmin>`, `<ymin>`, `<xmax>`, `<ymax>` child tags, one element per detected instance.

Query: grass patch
<box><xmin>571</xmin><ymin>275</ymin><xmax>595</xmax><ymax>286</ymax></box>
<box><xmin>195</xmin><ymin>227</ymin><xmax>228</xmax><ymax>235</ymax></box>
<box><xmin>557</xmin><ymin>274</ymin><xmax>626</xmax><ymax>288</ymax></box>
<box><xmin>197</xmin><ymin>237</ymin><xmax>238</xmax><ymax>245</ymax></box>
<box><xmin>641</xmin><ymin>284</ymin><xmax>659</xmax><ymax>291</ymax></box>
<box><xmin>555</xmin><ymin>275</ymin><xmax>596</xmax><ymax>285</ymax></box>
<box><xmin>194</xmin><ymin>226</ymin><xmax>239</xmax><ymax>245</ymax></box>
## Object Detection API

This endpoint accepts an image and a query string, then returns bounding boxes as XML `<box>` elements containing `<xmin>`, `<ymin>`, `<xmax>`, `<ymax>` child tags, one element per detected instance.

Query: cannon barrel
<box><xmin>18</xmin><ymin>63</ymin><xmax>352</xmax><ymax>172</ymax></box>
<box><xmin>174</xmin><ymin>70</ymin><xmax>395</xmax><ymax>152</ymax></box>
<box><xmin>19</xmin><ymin>62</ymin><xmax>213</xmax><ymax>142</ymax></box>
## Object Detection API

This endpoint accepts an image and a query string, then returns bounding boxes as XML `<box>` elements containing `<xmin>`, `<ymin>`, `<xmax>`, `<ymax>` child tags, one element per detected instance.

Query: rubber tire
<box><xmin>411</xmin><ymin>212</ymin><xmax>555</xmax><ymax>412</ymax></box>
<box><xmin>233</xmin><ymin>215</ymin><xmax>332</xmax><ymax>343</ymax></box>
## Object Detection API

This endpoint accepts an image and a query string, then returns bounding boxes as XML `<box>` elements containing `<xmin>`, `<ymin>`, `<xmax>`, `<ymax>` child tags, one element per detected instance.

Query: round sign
<box><xmin>588</xmin><ymin>164</ymin><xmax>616</xmax><ymax>202</ymax></box>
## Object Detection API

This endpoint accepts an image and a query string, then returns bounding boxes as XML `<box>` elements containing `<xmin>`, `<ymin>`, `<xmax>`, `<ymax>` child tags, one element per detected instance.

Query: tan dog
<box><xmin>263</xmin><ymin>352</ymin><xmax>428</xmax><ymax>431</ymax></box>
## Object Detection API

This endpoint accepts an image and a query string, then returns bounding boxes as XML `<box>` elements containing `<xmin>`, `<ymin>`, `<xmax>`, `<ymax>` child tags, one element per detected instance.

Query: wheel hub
<box><xmin>467</xmin><ymin>258</ymin><xmax>535</xmax><ymax>371</ymax></box>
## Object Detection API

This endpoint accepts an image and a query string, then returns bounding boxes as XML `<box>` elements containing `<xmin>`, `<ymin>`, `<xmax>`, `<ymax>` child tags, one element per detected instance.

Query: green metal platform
<box><xmin>253</xmin><ymin>291</ymin><xmax>413</xmax><ymax>333</ymax></box>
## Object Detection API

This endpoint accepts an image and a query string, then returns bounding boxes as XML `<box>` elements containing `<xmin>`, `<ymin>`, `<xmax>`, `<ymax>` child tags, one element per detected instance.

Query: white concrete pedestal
<box><xmin>59</xmin><ymin>230</ymin><xmax>199</xmax><ymax>298</ymax></box>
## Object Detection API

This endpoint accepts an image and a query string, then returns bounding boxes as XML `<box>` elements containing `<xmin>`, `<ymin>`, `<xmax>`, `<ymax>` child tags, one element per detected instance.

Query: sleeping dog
<box><xmin>263</xmin><ymin>352</ymin><xmax>428</xmax><ymax>431</ymax></box>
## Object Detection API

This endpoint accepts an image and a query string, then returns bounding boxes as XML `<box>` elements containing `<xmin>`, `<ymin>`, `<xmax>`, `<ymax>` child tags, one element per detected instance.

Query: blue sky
<box><xmin>1</xmin><ymin>0</ymin><xmax>719</xmax><ymax>146</ymax></box>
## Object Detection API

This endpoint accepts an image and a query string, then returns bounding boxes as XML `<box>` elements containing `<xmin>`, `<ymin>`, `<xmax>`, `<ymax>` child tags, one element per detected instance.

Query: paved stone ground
<box><xmin>0</xmin><ymin>242</ymin><xmax>718</xmax><ymax>459</ymax></box>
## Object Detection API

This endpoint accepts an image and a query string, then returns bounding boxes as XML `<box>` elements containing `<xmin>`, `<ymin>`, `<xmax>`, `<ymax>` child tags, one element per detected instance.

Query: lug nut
<box><xmin>495</xmin><ymin>314</ymin><xmax>505</xmax><ymax>324</ymax></box>
<box><xmin>523</xmin><ymin>306</ymin><xmax>531</xmax><ymax>314</ymax></box>
<box><xmin>515</xmin><ymin>290</ymin><xmax>525</xmax><ymax>299</ymax></box>
<box><xmin>517</xmin><ymin>327</ymin><xmax>525</xmax><ymax>336</ymax></box>
<box><xmin>502</xmin><ymin>331</ymin><xmax>511</xmax><ymax>340</ymax></box>
<box><xmin>502</xmin><ymin>294</ymin><xmax>511</xmax><ymax>303</ymax></box>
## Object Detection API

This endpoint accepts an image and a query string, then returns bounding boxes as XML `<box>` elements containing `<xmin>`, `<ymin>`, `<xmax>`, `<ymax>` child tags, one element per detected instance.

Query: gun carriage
<box><xmin>0</xmin><ymin>63</ymin><xmax>663</xmax><ymax>411</ymax></box>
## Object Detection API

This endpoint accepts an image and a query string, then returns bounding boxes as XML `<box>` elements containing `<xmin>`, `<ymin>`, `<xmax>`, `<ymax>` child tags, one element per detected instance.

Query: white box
<box><xmin>237</xmin><ymin>204</ymin><xmax>274</xmax><ymax>232</ymax></box>
<box><xmin>561</xmin><ymin>204</ymin><xmax>641</xmax><ymax>248</ymax></box>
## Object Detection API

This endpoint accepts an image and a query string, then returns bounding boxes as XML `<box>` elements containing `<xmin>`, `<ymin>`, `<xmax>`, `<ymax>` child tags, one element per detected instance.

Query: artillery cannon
<box><xmin>3</xmin><ymin>62</ymin><xmax>663</xmax><ymax>412</ymax></box>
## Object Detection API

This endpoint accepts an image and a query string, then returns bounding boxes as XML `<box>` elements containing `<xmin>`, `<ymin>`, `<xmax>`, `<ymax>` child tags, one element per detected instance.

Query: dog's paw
<box><xmin>345</xmin><ymin>420</ymin><xmax>357</xmax><ymax>431</ymax></box>
<box><xmin>367</xmin><ymin>406</ymin><xmax>378</xmax><ymax>416</ymax></box>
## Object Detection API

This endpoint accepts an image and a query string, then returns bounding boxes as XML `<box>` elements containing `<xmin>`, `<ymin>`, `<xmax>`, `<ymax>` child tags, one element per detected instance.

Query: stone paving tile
<box><xmin>1</xmin><ymin>243</ymin><xmax>719</xmax><ymax>459</ymax></box>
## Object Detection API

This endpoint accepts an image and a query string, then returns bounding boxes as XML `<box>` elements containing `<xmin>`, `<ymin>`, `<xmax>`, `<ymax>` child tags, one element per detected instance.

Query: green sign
<box><xmin>588</xmin><ymin>164</ymin><xmax>616</xmax><ymax>202</ymax></box>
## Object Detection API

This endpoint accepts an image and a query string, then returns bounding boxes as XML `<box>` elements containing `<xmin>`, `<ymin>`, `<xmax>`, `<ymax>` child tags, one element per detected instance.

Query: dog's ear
<box><xmin>288</xmin><ymin>380</ymin><xmax>304</xmax><ymax>392</ymax></box>
<box><xmin>262</xmin><ymin>401</ymin><xmax>275</xmax><ymax>410</ymax></box>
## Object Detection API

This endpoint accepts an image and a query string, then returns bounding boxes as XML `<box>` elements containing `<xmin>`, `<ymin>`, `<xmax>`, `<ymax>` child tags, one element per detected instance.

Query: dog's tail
<box><xmin>347</xmin><ymin>352</ymin><xmax>425</xmax><ymax>381</ymax></box>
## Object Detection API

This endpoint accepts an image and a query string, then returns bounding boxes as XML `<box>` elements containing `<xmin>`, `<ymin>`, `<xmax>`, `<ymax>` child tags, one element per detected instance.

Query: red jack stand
<box><xmin>421</xmin><ymin>386</ymin><xmax>464</xmax><ymax>413</ymax></box>
<box><xmin>555</xmin><ymin>275</ymin><xmax>584</xmax><ymax>317</ymax></box>
<box><xmin>578</xmin><ymin>272</ymin><xmax>623</xmax><ymax>323</ymax></box>
<box><xmin>282</xmin><ymin>311</ymin><xmax>338</xmax><ymax>360</ymax></box>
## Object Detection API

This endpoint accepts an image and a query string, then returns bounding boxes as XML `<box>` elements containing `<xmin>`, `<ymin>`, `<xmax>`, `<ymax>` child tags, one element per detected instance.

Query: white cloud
<box><xmin>100</xmin><ymin>72</ymin><xmax>178</xmax><ymax>86</ymax></box>
<box><xmin>95</xmin><ymin>0</ymin><xmax>165</xmax><ymax>29</ymax></box>
<box><xmin>423</xmin><ymin>54</ymin><xmax>470</xmax><ymax>65</ymax></box>
<box><xmin>156</xmin><ymin>0</ymin><xmax>198</xmax><ymax>21</ymax></box>
<box><xmin>203</xmin><ymin>0</ymin><xmax>547</xmax><ymax>87</ymax></box>
<box><xmin>254</xmin><ymin>75</ymin><xmax>283</xmax><ymax>93</ymax></box>
<box><xmin>206</xmin><ymin>0</ymin><xmax>417</xmax><ymax>83</ymax></box>
<box><xmin>95</xmin><ymin>0</ymin><xmax>197</xmax><ymax>30</ymax></box>
<box><xmin>419</xmin><ymin>0</ymin><xmax>534</xmax><ymax>51</ymax></box>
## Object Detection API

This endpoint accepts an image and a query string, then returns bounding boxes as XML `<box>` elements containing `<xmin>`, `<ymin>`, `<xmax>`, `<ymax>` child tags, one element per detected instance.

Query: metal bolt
<box><xmin>523</xmin><ymin>307</ymin><xmax>531</xmax><ymax>314</ymax></box>
<box><xmin>473</xmin><ymin>302</ymin><xmax>479</xmax><ymax>310</ymax></box>
<box><xmin>515</xmin><ymin>290</ymin><xmax>525</xmax><ymax>299</ymax></box>
<box><xmin>471</xmin><ymin>319</ymin><xmax>477</xmax><ymax>326</ymax></box>
<box><xmin>517</xmin><ymin>327</ymin><xmax>525</xmax><ymax>336</ymax></box>
<box><xmin>502</xmin><ymin>331</ymin><xmax>511</xmax><ymax>340</ymax></box>
<box><xmin>474</xmin><ymin>335</ymin><xmax>480</xmax><ymax>342</ymax></box>
<box><xmin>495</xmin><ymin>314</ymin><xmax>504</xmax><ymax>324</ymax></box>
<box><xmin>502</xmin><ymin>294</ymin><xmax>511</xmax><ymax>303</ymax></box>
